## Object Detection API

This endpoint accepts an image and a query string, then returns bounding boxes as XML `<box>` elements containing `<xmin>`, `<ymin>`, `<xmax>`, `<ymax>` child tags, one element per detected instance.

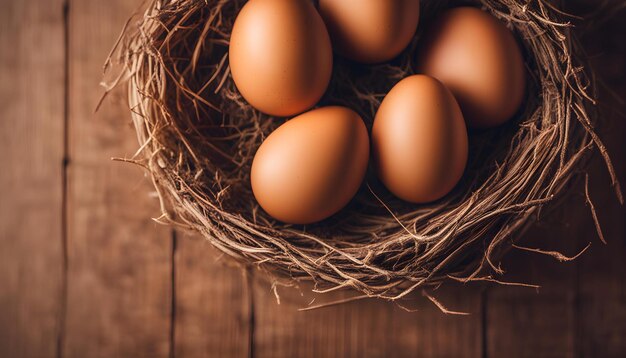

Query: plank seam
<box><xmin>169</xmin><ymin>230</ymin><xmax>178</xmax><ymax>358</ymax></box>
<box><xmin>573</xmin><ymin>233</ymin><xmax>582</xmax><ymax>358</ymax></box>
<box><xmin>56</xmin><ymin>1</ymin><xmax>70</xmax><ymax>357</ymax></box>
<box><xmin>247</xmin><ymin>268</ymin><xmax>255</xmax><ymax>358</ymax></box>
<box><xmin>481</xmin><ymin>287</ymin><xmax>488</xmax><ymax>358</ymax></box>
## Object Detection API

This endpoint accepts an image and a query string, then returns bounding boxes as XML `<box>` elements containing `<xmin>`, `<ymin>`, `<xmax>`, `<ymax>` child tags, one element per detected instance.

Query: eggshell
<box><xmin>416</xmin><ymin>7</ymin><xmax>526</xmax><ymax>128</ymax></box>
<box><xmin>229</xmin><ymin>0</ymin><xmax>333</xmax><ymax>117</ymax></box>
<box><xmin>251</xmin><ymin>106</ymin><xmax>369</xmax><ymax>224</ymax></box>
<box><xmin>318</xmin><ymin>0</ymin><xmax>420</xmax><ymax>64</ymax></box>
<box><xmin>372</xmin><ymin>75</ymin><xmax>468</xmax><ymax>203</ymax></box>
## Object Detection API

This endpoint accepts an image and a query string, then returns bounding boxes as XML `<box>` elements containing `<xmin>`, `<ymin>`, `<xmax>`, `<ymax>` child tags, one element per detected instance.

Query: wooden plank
<box><xmin>485</xmin><ymin>217</ymin><xmax>580</xmax><ymax>357</ymax></box>
<box><xmin>254</xmin><ymin>279</ymin><xmax>483</xmax><ymax>357</ymax></box>
<box><xmin>571</xmin><ymin>1</ymin><xmax>626</xmax><ymax>355</ymax></box>
<box><xmin>173</xmin><ymin>234</ymin><xmax>251</xmax><ymax>358</ymax></box>
<box><xmin>62</xmin><ymin>1</ymin><xmax>172</xmax><ymax>357</ymax></box>
<box><xmin>577</xmin><ymin>148</ymin><xmax>626</xmax><ymax>357</ymax></box>
<box><xmin>0</xmin><ymin>0</ymin><xmax>65</xmax><ymax>357</ymax></box>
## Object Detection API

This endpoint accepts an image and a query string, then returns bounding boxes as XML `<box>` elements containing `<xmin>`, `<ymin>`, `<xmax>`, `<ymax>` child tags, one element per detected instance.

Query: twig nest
<box><xmin>111</xmin><ymin>0</ymin><xmax>621</xmax><ymax>301</ymax></box>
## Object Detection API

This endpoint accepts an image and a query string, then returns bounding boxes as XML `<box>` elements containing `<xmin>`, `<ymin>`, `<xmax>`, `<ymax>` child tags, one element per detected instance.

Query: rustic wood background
<box><xmin>0</xmin><ymin>0</ymin><xmax>624</xmax><ymax>357</ymax></box>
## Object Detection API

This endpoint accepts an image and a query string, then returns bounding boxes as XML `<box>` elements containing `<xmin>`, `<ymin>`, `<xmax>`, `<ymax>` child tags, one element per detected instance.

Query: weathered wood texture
<box><xmin>0</xmin><ymin>0</ymin><xmax>65</xmax><ymax>357</ymax></box>
<box><xmin>0</xmin><ymin>0</ymin><xmax>624</xmax><ymax>357</ymax></box>
<box><xmin>254</xmin><ymin>281</ymin><xmax>483</xmax><ymax>358</ymax></box>
<box><xmin>486</xmin><ymin>205</ymin><xmax>581</xmax><ymax>357</ymax></box>
<box><xmin>572</xmin><ymin>2</ymin><xmax>626</xmax><ymax>355</ymax></box>
<box><xmin>62</xmin><ymin>0</ymin><xmax>172</xmax><ymax>357</ymax></box>
<box><xmin>173</xmin><ymin>234</ymin><xmax>251</xmax><ymax>358</ymax></box>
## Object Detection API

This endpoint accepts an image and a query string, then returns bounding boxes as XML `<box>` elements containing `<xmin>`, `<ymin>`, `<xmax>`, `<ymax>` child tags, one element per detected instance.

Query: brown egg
<box><xmin>372</xmin><ymin>75</ymin><xmax>468</xmax><ymax>203</ymax></box>
<box><xmin>416</xmin><ymin>7</ymin><xmax>526</xmax><ymax>128</ymax></box>
<box><xmin>229</xmin><ymin>0</ymin><xmax>333</xmax><ymax>117</ymax></box>
<box><xmin>251</xmin><ymin>106</ymin><xmax>369</xmax><ymax>224</ymax></box>
<box><xmin>318</xmin><ymin>0</ymin><xmax>420</xmax><ymax>64</ymax></box>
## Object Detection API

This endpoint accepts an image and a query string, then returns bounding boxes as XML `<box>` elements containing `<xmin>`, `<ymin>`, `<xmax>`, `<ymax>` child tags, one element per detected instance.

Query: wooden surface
<box><xmin>0</xmin><ymin>0</ymin><xmax>624</xmax><ymax>357</ymax></box>
<box><xmin>0</xmin><ymin>1</ymin><xmax>65</xmax><ymax>357</ymax></box>
<box><xmin>63</xmin><ymin>1</ymin><xmax>172</xmax><ymax>357</ymax></box>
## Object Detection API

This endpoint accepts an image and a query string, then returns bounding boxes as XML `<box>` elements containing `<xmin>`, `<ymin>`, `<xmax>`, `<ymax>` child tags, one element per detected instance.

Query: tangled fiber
<box><xmin>104</xmin><ymin>0</ymin><xmax>622</xmax><ymax>306</ymax></box>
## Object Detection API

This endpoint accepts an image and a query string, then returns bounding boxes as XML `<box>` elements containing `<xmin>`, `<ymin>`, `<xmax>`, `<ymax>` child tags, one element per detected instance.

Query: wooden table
<box><xmin>0</xmin><ymin>1</ymin><xmax>624</xmax><ymax>357</ymax></box>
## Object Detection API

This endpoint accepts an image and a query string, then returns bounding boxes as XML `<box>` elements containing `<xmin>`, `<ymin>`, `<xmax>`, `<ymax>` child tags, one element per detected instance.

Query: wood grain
<box><xmin>485</xmin><ymin>210</ymin><xmax>581</xmax><ymax>357</ymax></box>
<box><xmin>253</xmin><ymin>279</ymin><xmax>483</xmax><ymax>357</ymax></box>
<box><xmin>0</xmin><ymin>1</ymin><xmax>624</xmax><ymax>357</ymax></box>
<box><xmin>173</xmin><ymin>233</ymin><xmax>251</xmax><ymax>358</ymax></box>
<box><xmin>573</xmin><ymin>4</ymin><xmax>626</xmax><ymax>356</ymax></box>
<box><xmin>578</xmin><ymin>154</ymin><xmax>626</xmax><ymax>358</ymax></box>
<box><xmin>62</xmin><ymin>0</ymin><xmax>172</xmax><ymax>357</ymax></box>
<box><xmin>0</xmin><ymin>0</ymin><xmax>65</xmax><ymax>357</ymax></box>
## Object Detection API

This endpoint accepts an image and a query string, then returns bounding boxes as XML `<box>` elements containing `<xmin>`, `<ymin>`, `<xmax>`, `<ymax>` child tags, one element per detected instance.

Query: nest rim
<box><xmin>107</xmin><ymin>0</ymin><xmax>622</xmax><ymax>304</ymax></box>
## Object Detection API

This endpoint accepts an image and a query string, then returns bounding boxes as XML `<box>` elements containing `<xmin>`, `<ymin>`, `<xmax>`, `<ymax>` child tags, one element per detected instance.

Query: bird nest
<box><xmin>104</xmin><ymin>0</ymin><xmax>622</xmax><ymax>306</ymax></box>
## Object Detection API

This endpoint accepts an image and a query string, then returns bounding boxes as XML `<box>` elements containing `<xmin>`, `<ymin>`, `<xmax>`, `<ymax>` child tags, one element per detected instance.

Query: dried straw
<box><xmin>105</xmin><ymin>0</ymin><xmax>622</xmax><ymax>303</ymax></box>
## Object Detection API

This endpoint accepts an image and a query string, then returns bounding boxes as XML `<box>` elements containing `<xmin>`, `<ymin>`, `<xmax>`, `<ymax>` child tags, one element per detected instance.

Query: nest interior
<box><xmin>106</xmin><ymin>0</ymin><xmax>622</xmax><ymax>302</ymax></box>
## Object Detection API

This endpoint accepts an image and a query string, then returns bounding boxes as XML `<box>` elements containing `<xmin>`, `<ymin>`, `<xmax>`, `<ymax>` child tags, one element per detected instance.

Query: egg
<box><xmin>229</xmin><ymin>0</ymin><xmax>333</xmax><ymax>117</ymax></box>
<box><xmin>251</xmin><ymin>106</ymin><xmax>369</xmax><ymax>224</ymax></box>
<box><xmin>416</xmin><ymin>7</ymin><xmax>526</xmax><ymax>128</ymax></box>
<box><xmin>372</xmin><ymin>75</ymin><xmax>468</xmax><ymax>203</ymax></box>
<box><xmin>318</xmin><ymin>0</ymin><xmax>420</xmax><ymax>64</ymax></box>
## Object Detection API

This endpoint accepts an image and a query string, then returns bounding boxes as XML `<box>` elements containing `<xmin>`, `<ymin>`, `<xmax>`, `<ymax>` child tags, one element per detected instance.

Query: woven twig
<box><xmin>105</xmin><ymin>0</ymin><xmax>622</xmax><ymax>302</ymax></box>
